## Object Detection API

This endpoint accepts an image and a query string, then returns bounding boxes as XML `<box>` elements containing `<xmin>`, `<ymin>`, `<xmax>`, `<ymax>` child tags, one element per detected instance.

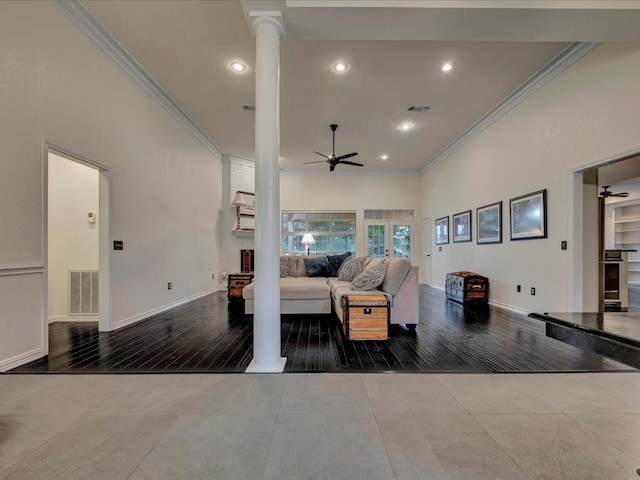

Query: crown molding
<box><xmin>222</xmin><ymin>155</ymin><xmax>256</xmax><ymax>167</ymax></box>
<box><xmin>421</xmin><ymin>41</ymin><xmax>601</xmax><ymax>174</ymax></box>
<box><xmin>52</xmin><ymin>0</ymin><xmax>224</xmax><ymax>159</ymax></box>
<box><xmin>279</xmin><ymin>169</ymin><xmax>420</xmax><ymax>176</ymax></box>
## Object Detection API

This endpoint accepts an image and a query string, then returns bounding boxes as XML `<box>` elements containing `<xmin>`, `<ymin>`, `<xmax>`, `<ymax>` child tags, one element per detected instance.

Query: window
<box><xmin>282</xmin><ymin>211</ymin><xmax>356</xmax><ymax>255</ymax></box>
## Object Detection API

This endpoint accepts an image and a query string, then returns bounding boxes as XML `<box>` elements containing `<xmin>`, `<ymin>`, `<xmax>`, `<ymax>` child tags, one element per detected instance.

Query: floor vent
<box><xmin>69</xmin><ymin>270</ymin><xmax>98</xmax><ymax>316</ymax></box>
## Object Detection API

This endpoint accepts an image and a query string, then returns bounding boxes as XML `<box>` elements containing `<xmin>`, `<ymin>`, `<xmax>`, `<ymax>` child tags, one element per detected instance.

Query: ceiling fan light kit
<box><xmin>303</xmin><ymin>124</ymin><xmax>364</xmax><ymax>172</ymax></box>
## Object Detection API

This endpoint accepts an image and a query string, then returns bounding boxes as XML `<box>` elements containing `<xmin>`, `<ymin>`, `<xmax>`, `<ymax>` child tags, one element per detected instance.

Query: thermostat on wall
<box><xmin>88</xmin><ymin>212</ymin><xmax>96</xmax><ymax>224</ymax></box>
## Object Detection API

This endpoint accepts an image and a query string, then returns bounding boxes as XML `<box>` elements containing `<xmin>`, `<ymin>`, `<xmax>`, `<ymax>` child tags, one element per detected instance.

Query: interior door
<box><xmin>422</xmin><ymin>217</ymin><xmax>431</xmax><ymax>285</ymax></box>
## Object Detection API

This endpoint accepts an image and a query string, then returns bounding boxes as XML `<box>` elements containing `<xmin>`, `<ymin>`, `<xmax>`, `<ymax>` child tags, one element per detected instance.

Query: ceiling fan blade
<box><xmin>330</xmin><ymin>164</ymin><xmax>336</xmax><ymax>172</ymax></box>
<box><xmin>313</xmin><ymin>151</ymin><xmax>330</xmax><ymax>159</ymax></box>
<box><xmin>334</xmin><ymin>152</ymin><xmax>358</xmax><ymax>161</ymax></box>
<box><xmin>303</xmin><ymin>160</ymin><xmax>328</xmax><ymax>164</ymax></box>
<box><xmin>339</xmin><ymin>160</ymin><xmax>364</xmax><ymax>167</ymax></box>
<box><xmin>614</xmin><ymin>192</ymin><xmax>630</xmax><ymax>197</ymax></box>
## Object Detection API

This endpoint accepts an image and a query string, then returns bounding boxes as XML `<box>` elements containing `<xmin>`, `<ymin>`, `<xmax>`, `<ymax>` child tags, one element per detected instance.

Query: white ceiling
<box><xmin>81</xmin><ymin>0</ymin><xmax>640</xmax><ymax>173</ymax></box>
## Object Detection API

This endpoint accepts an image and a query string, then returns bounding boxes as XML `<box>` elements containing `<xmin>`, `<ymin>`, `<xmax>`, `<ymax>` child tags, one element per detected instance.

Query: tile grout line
<box><xmin>123</xmin><ymin>413</ymin><xmax>181</xmax><ymax>480</ymax></box>
<box><xmin>363</xmin><ymin>374</ymin><xmax>400</xmax><ymax>480</ymax></box>
<box><xmin>259</xmin><ymin>375</ymin><xmax>288</xmax><ymax>480</ymax></box>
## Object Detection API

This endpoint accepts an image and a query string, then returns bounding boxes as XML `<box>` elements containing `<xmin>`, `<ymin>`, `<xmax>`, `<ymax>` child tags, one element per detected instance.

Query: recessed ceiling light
<box><xmin>230</xmin><ymin>61</ymin><xmax>246</xmax><ymax>72</ymax></box>
<box><xmin>399</xmin><ymin>122</ymin><xmax>413</xmax><ymax>131</ymax></box>
<box><xmin>332</xmin><ymin>62</ymin><xmax>349</xmax><ymax>73</ymax></box>
<box><xmin>380</xmin><ymin>154</ymin><xmax>389</xmax><ymax>161</ymax></box>
<box><xmin>441</xmin><ymin>62</ymin><xmax>453</xmax><ymax>72</ymax></box>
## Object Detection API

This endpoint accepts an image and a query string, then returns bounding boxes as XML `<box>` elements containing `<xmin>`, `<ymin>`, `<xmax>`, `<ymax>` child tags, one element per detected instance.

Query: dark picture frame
<box><xmin>435</xmin><ymin>216</ymin><xmax>449</xmax><ymax>245</ymax></box>
<box><xmin>240</xmin><ymin>249</ymin><xmax>254</xmax><ymax>273</ymax></box>
<box><xmin>452</xmin><ymin>210</ymin><xmax>472</xmax><ymax>243</ymax></box>
<box><xmin>476</xmin><ymin>201</ymin><xmax>502</xmax><ymax>244</ymax></box>
<box><xmin>509</xmin><ymin>189</ymin><xmax>547</xmax><ymax>240</ymax></box>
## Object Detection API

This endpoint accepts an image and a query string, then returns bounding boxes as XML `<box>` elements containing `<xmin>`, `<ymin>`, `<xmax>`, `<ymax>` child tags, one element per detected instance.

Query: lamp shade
<box><xmin>301</xmin><ymin>233</ymin><xmax>315</xmax><ymax>245</ymax></box>
<box><xmin>231</xmin><ymin>191</ymin><xmax>248</xmax><ymax>206</ymax></box>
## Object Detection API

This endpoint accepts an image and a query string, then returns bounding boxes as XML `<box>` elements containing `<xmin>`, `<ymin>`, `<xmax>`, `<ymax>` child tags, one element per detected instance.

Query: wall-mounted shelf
<box><xmin>232</xmin><ymin>229</ymin><xmax>254</xmax><ymax>238</ymax></box>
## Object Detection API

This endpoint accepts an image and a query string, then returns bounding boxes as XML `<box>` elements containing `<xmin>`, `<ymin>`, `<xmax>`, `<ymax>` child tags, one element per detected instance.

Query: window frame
<box><xmin>281</xmin><ymin>211</ymin><xmax>356</xmax><ymax>256</ymax></box>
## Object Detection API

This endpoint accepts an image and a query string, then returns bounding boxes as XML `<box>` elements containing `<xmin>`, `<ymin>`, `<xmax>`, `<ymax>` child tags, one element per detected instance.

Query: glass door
<box><xmin>366</xmin><ymin>220</ymin><xmax>412</xmax><ymax>259</ymax></box>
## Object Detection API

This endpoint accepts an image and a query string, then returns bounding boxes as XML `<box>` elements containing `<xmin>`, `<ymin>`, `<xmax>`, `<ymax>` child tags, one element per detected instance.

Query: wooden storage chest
<box><xmin>342</xmin><ymin>294</ymin><xmax>389</xmax><ymax>340</ymax></box>
<box><xmin>445</xmin><ymin>271</ymin><xmax>489</xmax><ymax>304</ymax></box>
<box><xmin>227</xmin><ymin>273</ymin><xmax>253</xmax><ymax>303</ymax></box>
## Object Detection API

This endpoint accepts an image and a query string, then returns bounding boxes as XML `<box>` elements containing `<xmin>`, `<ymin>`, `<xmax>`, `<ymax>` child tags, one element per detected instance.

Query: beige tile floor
<box><xmin>0</xmin><ymin>372</ymin><xmax>639</xmax><ymax>480</ymax></box>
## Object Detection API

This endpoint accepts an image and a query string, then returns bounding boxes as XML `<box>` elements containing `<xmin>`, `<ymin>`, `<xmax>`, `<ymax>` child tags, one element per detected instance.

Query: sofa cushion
<box><xmin>288</xmin><ymin>256</ymin><xmax>307</xmax><ymax>277</ymax></box>
<box><xmin>381</xmin><ymin>258</ymin><xmax>412</xmax><ymax>296</ymax></box>
<box><xmin>243</xmin><ymin>277</ymin><xmax>329</xmax><ymax>300</ymax></box>
<box><xmin>280</xmin><ymin>277</ymin><xmax>329</xmax><ymax>299</ymax></box>
<box><xmin>326</xmin><ymin>252</ymin><xmax>351</xmax><ymax>277</ymax></box>
<box><xmin>364</xmin><ymin>257</ymin><xmax>386</xmax><ymax>271</ymax></box>
<box><xmin>280</xmin><ymin>256</ymin><xmax>290</xmax><ymax>278</ymax></box>
<box><xmin>303</xmin><ymin>256</ymin><xmax>331</xmax><ymax>277</ymax></box>
<box><xmin>337</xmin><ymin>256</ymin><xmax>366</xmax><ymax>281</ymax></box>
<box><xmin>351</xmin><ymin>262</ymin><xmax>388</xmax><ymax>291</ymax></box>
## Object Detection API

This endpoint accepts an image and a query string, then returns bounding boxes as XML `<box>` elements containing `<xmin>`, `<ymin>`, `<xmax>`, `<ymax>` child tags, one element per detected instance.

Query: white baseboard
<box><xmin>487</xmin><ymin>299</ymin><xmax>530</xmax><ymax>316</ymax></box>
<box><xmin>216</xmin><ymin>284</ymin><xmax>228</xmax><ymax>292</ymax></box>
<box><xmin>48</xmin><ymin>315</ymin><xmax>98</xmax><ymax>324</ymax></box>
<box><xmin>423</xmin><ymin>283</ymin><xmax>530</xmax><ymax>316</ymax></box>
<box><xmin>0</xmin><ymin>347</ymin><xmax>45</xmax><ymax>372</ymax></box>
<box><xmin>113</xmin><ymin>288</ymin><xmax>218</xmax><ymax>330</ymax></box>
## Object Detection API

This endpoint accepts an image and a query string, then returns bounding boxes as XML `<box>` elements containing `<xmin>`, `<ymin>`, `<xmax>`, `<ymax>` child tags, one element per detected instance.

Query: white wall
<box><xmin>0</xmin><ymin>2</ymin><xmax>222</xmax><ymax>369</ymax></box>
<box><xmin>280</xmin><ymin>173</ymin><xmax>422</xmax><ymax>260</ymax></box>
<box><xmin>219</xmin><ymin>157</ymin><xmax>255</xmax><ymax>283</ymax></box>
<box><xmin>48</xmin><ymin>153</ymin><xmax>99</xmax><ymax>320</ymax></box>
<box><xmin>421</xmin><ymin>42</ymin><xmax>640</xmax><ymax>313</ymax></box>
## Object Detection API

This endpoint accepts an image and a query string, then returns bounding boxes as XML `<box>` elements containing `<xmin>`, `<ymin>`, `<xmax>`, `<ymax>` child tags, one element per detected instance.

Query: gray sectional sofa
<box><xmin>242</xmin><ymin>255</ymin><xmax>418</xmax><ymax>328</ymax></box>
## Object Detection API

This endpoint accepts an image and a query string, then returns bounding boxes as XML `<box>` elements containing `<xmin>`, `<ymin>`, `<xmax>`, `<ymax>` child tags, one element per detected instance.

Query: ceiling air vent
<box><xmin>407</xmin><ymin>106</ymin><xmax>430</xmax><ymax>112</ymax></box>
<box><xmin>242</xmin><ymin>105</ymin><xmax>255</xmax><ymax>111</ymax></box>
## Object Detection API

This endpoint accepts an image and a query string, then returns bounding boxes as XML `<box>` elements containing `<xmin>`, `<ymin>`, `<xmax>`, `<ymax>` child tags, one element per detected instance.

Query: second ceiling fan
<box><xmin>304</xmin><ymin>124</ymin><xmax>363</xmax><ymax>172</ymax></box>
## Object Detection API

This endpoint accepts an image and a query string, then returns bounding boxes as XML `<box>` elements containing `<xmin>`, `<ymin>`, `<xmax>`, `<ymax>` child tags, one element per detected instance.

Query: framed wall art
<box><xmin>476</xmin><ymin>201</ymin><xmax>502</xmax><ymax>244</ymax></box>
<box><xmin>452</xmin><ymin>210</ymin><xmax>472</xmax><ymax>243</ymax></box>
<box><xmin>435</xmin><ymin>216</ymin><xmax>449</xmax><ymax>245</ymax></box>
<box><xmin>509</xmin><ymin>189</ymin><xmax>547</xmax><ymax>240</ymax></box>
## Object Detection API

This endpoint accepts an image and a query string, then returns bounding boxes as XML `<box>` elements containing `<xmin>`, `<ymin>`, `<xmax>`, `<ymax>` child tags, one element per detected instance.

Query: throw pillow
<box><xmin>337</xmin><ymin>256</ymin><xmax>367</xmax><ymax>282</ymax></box>
<box><xmin>279</xmin><ymin>256</ymin><xmax>290</xmax><ymax>278</ymax></box>
<box><xmin>326</xmin><ymin>252</ymin><xmax>352</xmax><ymax>277</ymax></box>
<box><xmin>351</xmin><ymin>262</ymin><xmax>388</xmax><ymax>291</ymax></box>
<box><xmin>303</xmin><ymin>256</ymin><xmax>331</xmax><ymax>277</ymax></box>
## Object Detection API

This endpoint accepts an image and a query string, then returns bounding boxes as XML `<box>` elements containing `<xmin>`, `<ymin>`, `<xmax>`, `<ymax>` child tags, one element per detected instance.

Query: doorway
<box><xmin>364</xmin><ymin>210</ymin><xmax>414</xmax><ymax>260</ymax></box>
<box><xmin>421</xmin><ymin>217</ymin><xmax>432</xmax><ymax>285</ymax></box>
<box><xmin>44</xmin><ymin>145</ymin><xmax>111</xmax><ymax>355</ymax></box>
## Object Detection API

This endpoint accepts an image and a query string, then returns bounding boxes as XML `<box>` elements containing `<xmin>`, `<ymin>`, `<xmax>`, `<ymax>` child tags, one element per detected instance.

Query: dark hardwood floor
<box><xmin>11</xmin><ymin>286</ymin><xmax>636</xmax><ymax>374</ymax></box>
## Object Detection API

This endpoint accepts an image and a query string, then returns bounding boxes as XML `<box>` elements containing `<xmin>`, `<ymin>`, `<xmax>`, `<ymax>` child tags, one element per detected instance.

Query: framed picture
<box><xmin>476</xmin><ymin>201</ymin><xmax>502</xmax><ymax>244</ymax></box>
<box><xmin>452</xmin><ymin>210</ymin><xmax>472</xmax><ymax>243</ymax></box>
<box><xmin>509</xmin><ymin>189</ymin><xmax>547</xmax><ymax>240</ymax></box>
<box><xmin>240</xmin><ymin>249</ymin><xmax>254</xmax><ymax>273</ymax></box>
<box><xmin>435</xmin><ymin>216</ymin><xmax>449</xmax><ymax>245</ymax></box>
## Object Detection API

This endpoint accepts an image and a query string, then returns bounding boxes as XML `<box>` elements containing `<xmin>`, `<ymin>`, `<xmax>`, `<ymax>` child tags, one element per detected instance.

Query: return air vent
<box><xmin>407</xmin><ymin>106</ymin><xmax>430</xmax><ymax>112</ymax></box>
<box><xmin>69</xmin><ymin>270</ymin><xmax>98</xmax><ymax>316</ymax></box>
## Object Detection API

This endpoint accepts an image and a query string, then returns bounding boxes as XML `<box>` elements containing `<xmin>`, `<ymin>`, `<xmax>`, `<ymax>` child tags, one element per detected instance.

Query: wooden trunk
<box><xmin>342</xmin><ymin>294</ymin><xmax>389</xmax><ymax>340</ymax></box>
<box><xmin>227</xmin><ymin>273</ymin><xmax>253</xmax><ymax>302</ymax></box>
<box><xmin>445</xmin><ymin>271</ymin><xmax>489</xmax><ymax>304</ymax></box>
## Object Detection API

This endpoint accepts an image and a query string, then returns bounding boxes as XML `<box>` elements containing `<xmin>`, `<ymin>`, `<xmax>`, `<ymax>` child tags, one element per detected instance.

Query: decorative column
<box><xmin>246</xmin><ymin>12</ymin><xmax>286</xmax><ymax>373</ymax></box>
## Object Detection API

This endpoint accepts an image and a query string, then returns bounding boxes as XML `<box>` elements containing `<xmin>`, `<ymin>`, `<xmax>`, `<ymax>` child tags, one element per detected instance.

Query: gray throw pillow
<box><xmin>351</xmin><ymin>263</ymin><xmax>388</xmax><ymax>291</ymax></box>
<box><xmin>337</xmin><ymin>256</ymin><xmax>366</xmax><ymax>282</ymax></box>
<box><xmin>279</xmin><ymin>256</ymin><xmax>290</xmax><ymax>278</ymax></box>
<box><xmin>326</xmin><ymin>252</ymin><xmax>351</xmax><ymax>277</ymax></box>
